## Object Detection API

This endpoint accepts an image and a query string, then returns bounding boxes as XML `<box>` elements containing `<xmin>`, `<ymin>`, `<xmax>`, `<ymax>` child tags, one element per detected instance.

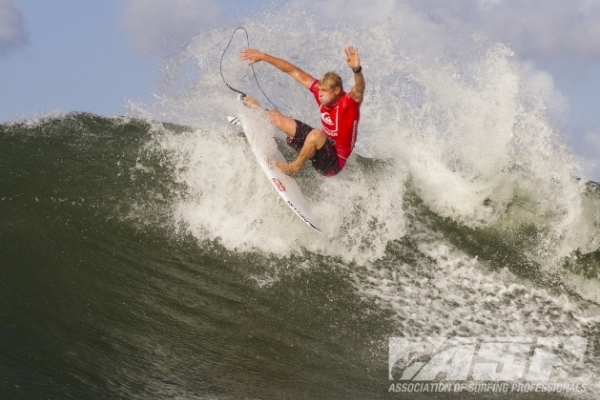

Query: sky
<box><xmin>1</xmin><ymin>0</ymin><xmax>600</xmax><ymax>175</ymax></box>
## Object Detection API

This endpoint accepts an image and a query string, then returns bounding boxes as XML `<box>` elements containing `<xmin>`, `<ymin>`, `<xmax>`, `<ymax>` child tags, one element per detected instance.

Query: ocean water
<box><xmin>2</xmin><ymin>2</ymin><xmax>600</xmax><ymax>399</ymax></box>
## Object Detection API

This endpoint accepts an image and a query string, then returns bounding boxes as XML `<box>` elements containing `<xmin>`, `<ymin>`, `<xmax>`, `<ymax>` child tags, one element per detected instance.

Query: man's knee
<box><xmin>306</xmin><ymin>129</ymin><xmax>327</xmax><ymax>149</ymax></box>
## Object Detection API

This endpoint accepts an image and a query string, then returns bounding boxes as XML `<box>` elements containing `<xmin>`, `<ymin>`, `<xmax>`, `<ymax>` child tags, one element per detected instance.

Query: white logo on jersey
<box><xmin>321</xmin><ymin>112</ymin><xmax>333</xmax><ymax>125</ymax></box>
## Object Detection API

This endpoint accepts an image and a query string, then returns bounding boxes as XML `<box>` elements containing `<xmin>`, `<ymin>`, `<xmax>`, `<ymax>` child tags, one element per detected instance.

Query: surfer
<box><xmin>239</xmin><ymin>46</ymin><xmax>365</xmax><ymax>177</ymax></box>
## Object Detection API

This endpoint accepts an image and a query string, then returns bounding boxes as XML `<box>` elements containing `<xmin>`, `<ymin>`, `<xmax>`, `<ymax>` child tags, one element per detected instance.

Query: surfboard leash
<box><xmin>219</xmin><ymin>27</ymin><xmax>279</xmax><ymax>110</ymax></box>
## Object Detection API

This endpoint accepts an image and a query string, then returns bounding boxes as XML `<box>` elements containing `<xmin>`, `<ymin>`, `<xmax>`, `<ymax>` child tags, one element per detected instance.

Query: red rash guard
<box><xmin>309</xmin><ymin>79</ymin><xmax>361</xmax><ymax>162</ymax></box>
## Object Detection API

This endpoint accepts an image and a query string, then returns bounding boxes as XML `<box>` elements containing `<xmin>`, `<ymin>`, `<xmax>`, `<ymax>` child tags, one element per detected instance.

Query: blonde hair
<box><xmin>319</xmin><ymin>71</ymin><xmax>343</xmax><ymax>91</ymax></box>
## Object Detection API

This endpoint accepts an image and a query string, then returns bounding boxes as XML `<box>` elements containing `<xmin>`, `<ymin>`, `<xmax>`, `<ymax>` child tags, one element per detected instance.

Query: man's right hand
<box><xmin>240</xmin><ymin>49</ymin><xmax>267</xmax><ymax>66</ymax></box>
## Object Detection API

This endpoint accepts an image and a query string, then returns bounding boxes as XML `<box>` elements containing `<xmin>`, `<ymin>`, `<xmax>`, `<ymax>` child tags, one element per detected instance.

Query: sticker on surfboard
<box><xmin>271</xmin><ymin>178</ymin><xmax>286</xmax><ymax>192</ymax></box>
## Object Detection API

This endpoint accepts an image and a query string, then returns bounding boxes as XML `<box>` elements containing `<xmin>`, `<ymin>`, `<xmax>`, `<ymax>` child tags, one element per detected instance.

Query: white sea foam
<box><xmin>130</xmin><ymin>1</ymin><xmax>600</xmax><ymax>305</ymax></box>
<box><xmin>137</xmin><ymin>2</ymin><xmax>596</xmax><ymax>262</ymax></box>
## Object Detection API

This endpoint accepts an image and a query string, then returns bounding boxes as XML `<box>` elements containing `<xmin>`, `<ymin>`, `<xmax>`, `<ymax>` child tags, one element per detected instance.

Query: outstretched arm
<box><xmin>240</xmin><ymin>49</ymin><xmax>314</xmax><ymax>89</ymax></box>
<box><xmin>344</xmin><ymin>46</ymin><xmax>365</xmax><ymax>103</ymax></box>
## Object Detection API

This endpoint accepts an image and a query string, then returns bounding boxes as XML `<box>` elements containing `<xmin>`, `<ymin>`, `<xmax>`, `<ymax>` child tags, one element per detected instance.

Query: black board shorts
<box><xmin>286</xmin><ymin>120</ymin><xmax>343</xmax><ymax>177</ymax></box>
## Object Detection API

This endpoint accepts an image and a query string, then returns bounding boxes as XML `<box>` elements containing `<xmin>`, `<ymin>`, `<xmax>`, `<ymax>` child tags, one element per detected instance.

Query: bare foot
<box><xmin>242</xmin><ymin>94</ymin><xmax>261</xmax><ymax>109</ymax></box>
<box><xmin>274</xmin><ymin>161</ymin><xmax>300</xmax><ymax>176</ymax></box>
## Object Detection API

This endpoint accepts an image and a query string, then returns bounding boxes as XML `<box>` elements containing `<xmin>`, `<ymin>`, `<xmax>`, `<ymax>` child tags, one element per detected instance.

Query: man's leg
<box><xmin>274</xmin><ymin>129</ymin><xmax>327</xmax><ymax>176</ymax></box>
<box><xmin>267</xmin><ymin>110</ymin><xmax>298</xmax><ymax>138</ymax></box>
<box><xmin>243</xmin><ymin>95</ymin><xmax>298</xmax><ymax>137</ymax></box>
<box><xmin>243</xmin><ymin>95</ymin><xmax>327</xmax><ymax>175</ymax></box>
<box><xmin>268</xmin><ymin>110</ymin><xmax>328</xmax><ymax>175</ymax></box>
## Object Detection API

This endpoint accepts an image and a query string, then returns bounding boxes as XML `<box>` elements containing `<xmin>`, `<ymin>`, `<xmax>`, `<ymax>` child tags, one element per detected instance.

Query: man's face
<box><xmin>318</xmin><ymin>84</ymin><xmax>341</xmax><ymax>107</ymax></box>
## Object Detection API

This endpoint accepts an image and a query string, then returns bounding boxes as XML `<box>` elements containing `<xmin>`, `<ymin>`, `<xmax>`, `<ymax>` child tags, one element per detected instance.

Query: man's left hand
<box><xmin>344</xmin><ymin>46</ymin><xmax>360</xmax><ymax>71</ymax></box>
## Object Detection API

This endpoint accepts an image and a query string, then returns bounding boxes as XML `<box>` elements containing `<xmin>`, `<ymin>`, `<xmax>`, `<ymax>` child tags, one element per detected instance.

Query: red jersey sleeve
<box><xmin>309</xmin><ymin>79</ymin><xmax>320</xmax><ymax>105</ymax></box>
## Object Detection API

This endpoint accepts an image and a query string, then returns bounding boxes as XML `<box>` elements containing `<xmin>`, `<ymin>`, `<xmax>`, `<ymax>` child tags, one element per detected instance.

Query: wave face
<box><xmin>2</xmin><ymin>2</ymin><xmax>600</xmax><ymax>399</ymax></box>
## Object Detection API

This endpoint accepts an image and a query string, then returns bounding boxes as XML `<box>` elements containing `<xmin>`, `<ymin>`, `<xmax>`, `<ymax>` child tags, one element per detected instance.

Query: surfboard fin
<box><xmin>227</xmin><ymin>116</ymin><xmax>241</xmax><ymax>126</ymax></box>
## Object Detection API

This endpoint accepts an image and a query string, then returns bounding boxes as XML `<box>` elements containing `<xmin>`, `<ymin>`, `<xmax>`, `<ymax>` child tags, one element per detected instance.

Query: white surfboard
<box><xmin>228</xmin><ymin>113</ymin><xmax>322</xmax><ymax>233</ymax></box>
